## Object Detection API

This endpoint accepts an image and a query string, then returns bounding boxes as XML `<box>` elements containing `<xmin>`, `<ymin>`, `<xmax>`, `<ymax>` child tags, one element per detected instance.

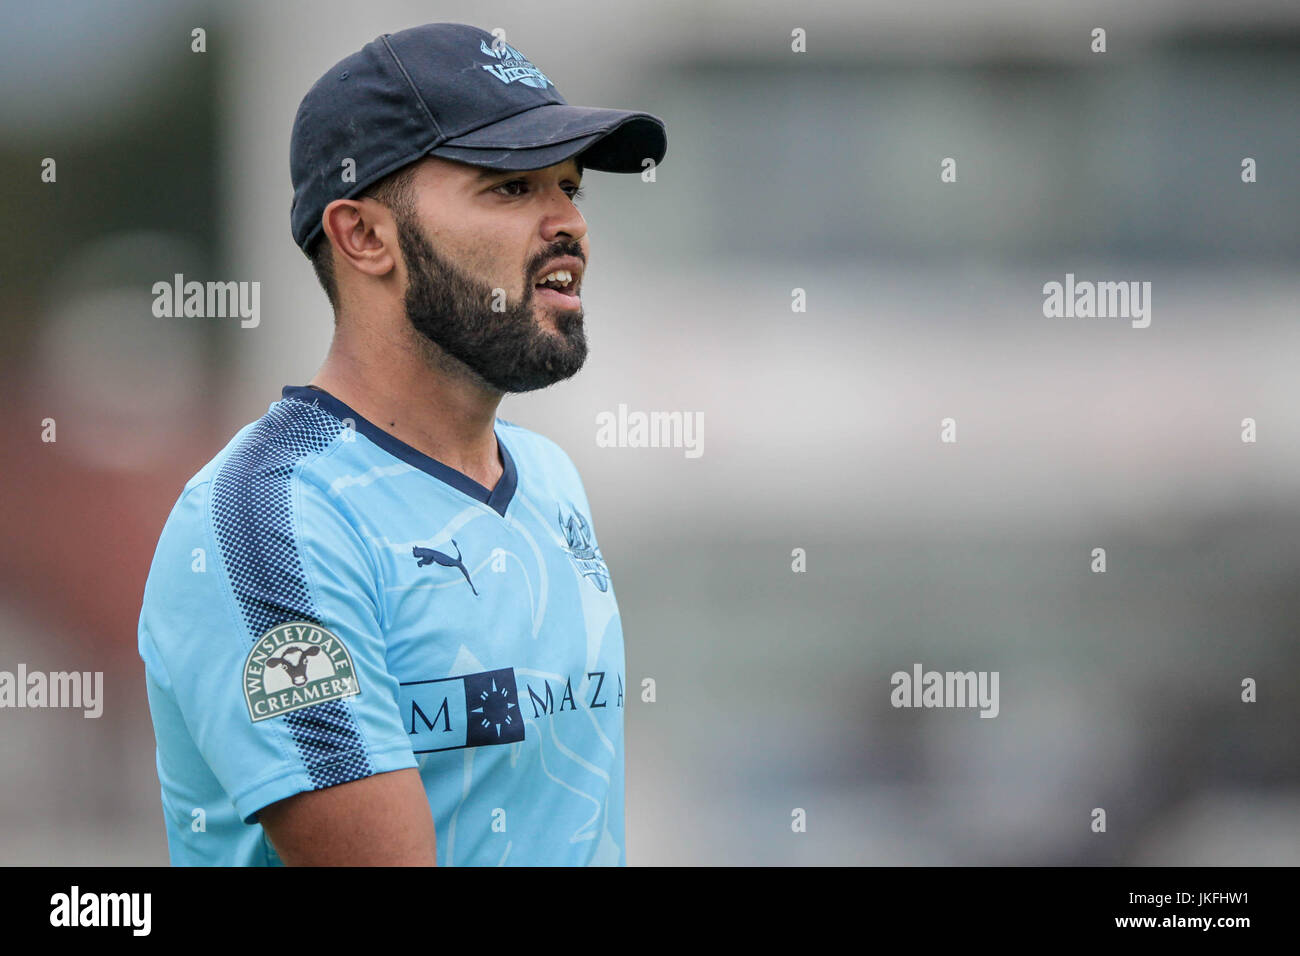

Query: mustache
<box><xmin>527</xmin><ymin>240</ymin><xmax>586</xmax><ymax>279</ymax></box>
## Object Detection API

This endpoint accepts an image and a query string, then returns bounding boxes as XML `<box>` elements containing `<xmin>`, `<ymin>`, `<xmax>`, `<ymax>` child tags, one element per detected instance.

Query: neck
<box><xmin>310</xmin><ymin>311</ymin><xmax>506</xmax><ymax>492</ymax></box>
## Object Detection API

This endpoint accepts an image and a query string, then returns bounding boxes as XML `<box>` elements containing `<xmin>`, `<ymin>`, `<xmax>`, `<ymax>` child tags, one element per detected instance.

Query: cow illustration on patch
<box><xmin>558</xmin><ymin>506</ymin><xmax>610</xmax><ymax>592</ymax></box>
<box><xmin>243</xmin><ymin>622</ymin><xmax>360</xmax><ymax>722</ymax></box>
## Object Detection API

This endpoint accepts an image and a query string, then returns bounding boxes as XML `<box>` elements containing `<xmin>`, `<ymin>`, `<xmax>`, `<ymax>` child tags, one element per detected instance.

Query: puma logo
<box><xmin>412</xmin><ymin>541</ymin><xmax>479</xmax><ymax>596</ymax></box>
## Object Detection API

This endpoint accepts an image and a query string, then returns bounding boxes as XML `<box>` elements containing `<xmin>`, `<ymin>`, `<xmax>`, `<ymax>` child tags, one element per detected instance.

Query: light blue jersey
<box><xmin>138</xmin><ymin>386</ymin><xmax>626</xmax><ymax>866</ymax></box>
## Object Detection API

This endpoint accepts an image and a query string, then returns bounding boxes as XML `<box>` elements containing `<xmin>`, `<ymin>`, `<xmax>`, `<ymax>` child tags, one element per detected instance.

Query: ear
<box><xmin>320</xmin><ymin>196</ymin><xmax>400</xmax><ymax>283</ymax></box>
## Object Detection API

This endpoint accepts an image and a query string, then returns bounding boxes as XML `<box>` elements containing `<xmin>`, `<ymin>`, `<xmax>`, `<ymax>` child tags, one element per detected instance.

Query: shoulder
<box><xmin>201</xmin><ymin>400</ymin><xmax>372</xmax><ymax>594</ymax></box>
<box><xmin>210</xmin><ymin>394</ymin><xmax>351</xmax><ymax>496</ymax></box>
<box><xmin>495</xmin><ymin>416</ymin><xmax>580</xmax><ymax>475</ymax></box>
<box><xmin>149</xmin><ymin>397</ymin><xmax>358</xmax><ymax>581</ymax></box>
<box><xmin>140</xmin><ymin>398</ymin><xmax>376</xmax><ymax>656</ymax></box>
<box><xmin>495</xmin><ymin>416</ymin><xmax>594</xmax><ymax>516</ymax></box>
<box><xmin>166</xmin><ymin>396</ymin><xmax>351</xmax><ymax>505</ymax></box>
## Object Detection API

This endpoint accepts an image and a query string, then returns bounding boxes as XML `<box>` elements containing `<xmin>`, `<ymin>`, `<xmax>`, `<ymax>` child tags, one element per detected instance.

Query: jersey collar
<box><xmin>281</xmin><ymin>385</ymin><xmax>518</xmax><ymax>518</ymax></box>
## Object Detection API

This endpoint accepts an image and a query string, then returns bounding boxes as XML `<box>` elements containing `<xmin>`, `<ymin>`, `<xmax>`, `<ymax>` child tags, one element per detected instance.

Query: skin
<box><xmin>309</xmin><ymin>155</ymin><xmax>589</xmax><ymax>489</ymax></box>
<box><xmin>258</xmin><ymin>155</ymin><xmax>590</xmax><ymax>866</ymax></box>
<box><xmin>258</xmin><ymin>768</ymin><xmax>438</xmax><ymax>866</ymax></box>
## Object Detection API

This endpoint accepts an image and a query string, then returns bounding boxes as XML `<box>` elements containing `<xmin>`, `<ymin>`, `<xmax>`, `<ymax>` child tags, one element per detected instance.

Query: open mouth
<box><xmin>533</xmin><ymin>268</ymin><xmax>581</xmax><ymax>309</ymax></box>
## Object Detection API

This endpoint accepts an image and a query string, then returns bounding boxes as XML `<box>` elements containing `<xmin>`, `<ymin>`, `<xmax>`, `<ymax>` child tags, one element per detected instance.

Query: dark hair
<box><xmin>308</xmin><ymin>164</ymin><xmax>419</xmax><ymax>312</ymax></box>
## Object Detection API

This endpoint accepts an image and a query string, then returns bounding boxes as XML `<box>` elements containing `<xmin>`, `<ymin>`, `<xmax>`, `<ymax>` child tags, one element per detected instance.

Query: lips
<box><xmin>531</xmin><ymin>256</ymin><xmax>584</xmax><ymax>312</ymax></box>
<box><xmin>533</xmin><ymin>284</ymin><xmax>582</xmax><ymax>311</ymax></box>
<box><xmin>532</xmin><ymin>256</ymin><xmax>585</xmax><ymax>296</ymax></box>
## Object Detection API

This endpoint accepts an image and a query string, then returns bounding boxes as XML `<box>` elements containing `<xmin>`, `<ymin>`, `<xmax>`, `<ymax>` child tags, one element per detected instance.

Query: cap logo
<box><xmin>478</xmin><ymin>38</ymin><xmax>552</xmax><ymax>90</ymax></box>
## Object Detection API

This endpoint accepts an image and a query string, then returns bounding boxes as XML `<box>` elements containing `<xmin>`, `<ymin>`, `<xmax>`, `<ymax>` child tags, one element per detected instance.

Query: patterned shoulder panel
<box><xmin>209</xmin><ymin>398</ymin><xmax>371</xmax><ymax>791</ymax></box>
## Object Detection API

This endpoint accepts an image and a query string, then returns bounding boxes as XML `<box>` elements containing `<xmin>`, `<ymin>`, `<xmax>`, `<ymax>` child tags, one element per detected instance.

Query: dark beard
<box><xmin>397</xmin><ymin>214</ymin><xmax>588</xmax><ymax>393</ymax></box>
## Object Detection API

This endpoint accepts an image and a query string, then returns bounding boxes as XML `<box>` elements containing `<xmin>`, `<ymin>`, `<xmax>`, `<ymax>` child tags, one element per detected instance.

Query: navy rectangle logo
<box><xmin>398</xmin><ymin>667</ymin><xmax>524</xmax><ymax>754</ymax></box>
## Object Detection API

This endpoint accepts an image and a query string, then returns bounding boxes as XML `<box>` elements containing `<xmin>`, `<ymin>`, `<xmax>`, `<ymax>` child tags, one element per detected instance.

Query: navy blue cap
<box><xmin>290</xmin><ymin>22</ymin><xmax>668</xmax><ymax>253</ymax></box>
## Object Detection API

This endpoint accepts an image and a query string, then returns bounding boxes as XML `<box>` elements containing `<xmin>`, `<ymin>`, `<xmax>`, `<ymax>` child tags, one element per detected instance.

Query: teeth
<box><xmin>540</xmin><ymin>269</ymin><xmax>572</xmax><ymax>286</ymax></box>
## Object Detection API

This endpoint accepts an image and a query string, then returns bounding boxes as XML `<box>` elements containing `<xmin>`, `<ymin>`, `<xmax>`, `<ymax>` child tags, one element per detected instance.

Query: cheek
<box><xmin>426</xmin><ymin>218</ymin><xmax>529</xmax><ymax>290</ymax></box>
<box><xmin>470</xmin><ymin>236</ymin><xmax>533</xmax><ymax>295</ymax></box>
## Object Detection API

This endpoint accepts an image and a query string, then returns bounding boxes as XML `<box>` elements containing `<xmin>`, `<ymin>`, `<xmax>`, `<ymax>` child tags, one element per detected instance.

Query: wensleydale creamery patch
<box><xmin>243</xmin><ymin>622</ymin><xmax>360</xmax><ymax>722</ymax></box>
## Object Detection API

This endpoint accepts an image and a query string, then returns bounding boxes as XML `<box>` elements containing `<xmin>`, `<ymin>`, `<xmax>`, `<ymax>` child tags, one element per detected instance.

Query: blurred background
<box><xmin>1</xmin><ymin>0</ymin><xmax>1298</xmax><ymax>865</ymax></box>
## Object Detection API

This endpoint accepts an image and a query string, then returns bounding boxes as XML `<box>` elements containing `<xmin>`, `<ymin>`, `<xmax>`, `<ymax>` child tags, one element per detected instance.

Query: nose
<box><xmin>540</xmin><ymin>187</ymin><xmax>587</xmax><ymax>245</ymax></box>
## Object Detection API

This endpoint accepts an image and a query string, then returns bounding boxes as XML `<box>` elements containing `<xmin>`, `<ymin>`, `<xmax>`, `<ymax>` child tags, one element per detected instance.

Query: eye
<box><xmin>490</xmin><ymin>178</ymin><xmax>584</xmax><ymax>201</ymax></box>
<box><xmin>492</xmin><ymin>179</ymin><xmax>529</xmax><ymax>197</ymax></box>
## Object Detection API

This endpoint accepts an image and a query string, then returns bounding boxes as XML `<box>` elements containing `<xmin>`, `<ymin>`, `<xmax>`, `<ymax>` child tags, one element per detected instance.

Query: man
<box><xmin>137</xmin><ymin>22</ymin><xmax>666</xmax><ymax>866</ymax></box>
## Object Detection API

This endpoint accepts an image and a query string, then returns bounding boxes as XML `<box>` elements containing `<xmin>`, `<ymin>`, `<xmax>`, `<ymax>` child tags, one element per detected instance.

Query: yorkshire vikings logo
<box><xmin>479</xmin><ymin>38</ymin><xmax>553</xmax><ymax>90</ymax></box>
<box><xmin>558</xmin><ymin>507</ymin><xmax>609</xmax><ymax>592</ymax></box>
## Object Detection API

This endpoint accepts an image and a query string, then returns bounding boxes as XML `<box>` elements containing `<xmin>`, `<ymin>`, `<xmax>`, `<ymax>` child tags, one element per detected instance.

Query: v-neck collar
<box><xmin>281</xmin><ymin>385</ymin><xmax>518</xmax><ymax>518</ymax></box>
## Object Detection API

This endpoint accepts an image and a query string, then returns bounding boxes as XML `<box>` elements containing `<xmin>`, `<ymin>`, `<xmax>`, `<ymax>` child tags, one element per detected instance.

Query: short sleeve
<box><xmin>138</xmin><ymin>472</ymin><xmax>417</xmax><ymax>825</ymax></box>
